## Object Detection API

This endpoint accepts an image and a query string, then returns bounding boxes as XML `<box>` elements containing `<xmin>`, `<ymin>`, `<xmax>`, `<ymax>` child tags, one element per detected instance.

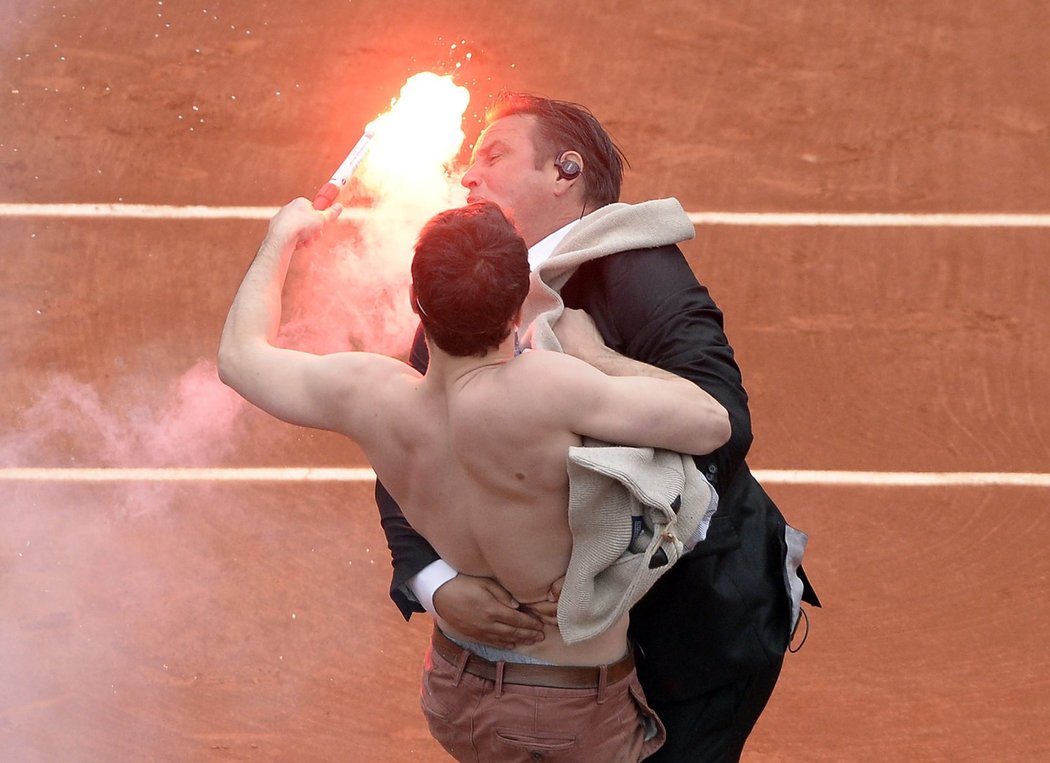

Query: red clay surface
<box><xmin>3</xmin><ymin>1</ymin><xmax>1049</xmax><ymax>760</ymax></box>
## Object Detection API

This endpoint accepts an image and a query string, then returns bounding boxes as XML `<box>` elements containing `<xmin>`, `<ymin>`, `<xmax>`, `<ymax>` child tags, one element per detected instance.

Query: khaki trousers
<box><xmin>420</xmin><ymin>637</ymin><xmax>666</xmax><ymax>762</ymax></box>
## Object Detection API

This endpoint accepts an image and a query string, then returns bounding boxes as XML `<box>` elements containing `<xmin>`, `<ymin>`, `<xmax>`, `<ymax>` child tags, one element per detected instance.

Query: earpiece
<box><xmin>556</xmin><ymin>152</ymin><xmax>581</xmax><ymax>181</ymax></box>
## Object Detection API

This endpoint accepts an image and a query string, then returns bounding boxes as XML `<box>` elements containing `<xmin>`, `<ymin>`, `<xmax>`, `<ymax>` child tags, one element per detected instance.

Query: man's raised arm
<box><xmin>217</xmin><ymin>198</ymin><xmax>351</xmax><ymax>428</ymax></box>
<box><xmin>217</xmin><ymin>198</ymin><xmax>409</xmax><ymax>439</ymax></box>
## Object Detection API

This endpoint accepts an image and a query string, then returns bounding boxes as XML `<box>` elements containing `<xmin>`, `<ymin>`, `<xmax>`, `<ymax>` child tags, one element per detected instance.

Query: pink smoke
<box><xmin>1</xmin><ymin>360</ymin><xmax>245</xmax><ymax>469</ymax></box>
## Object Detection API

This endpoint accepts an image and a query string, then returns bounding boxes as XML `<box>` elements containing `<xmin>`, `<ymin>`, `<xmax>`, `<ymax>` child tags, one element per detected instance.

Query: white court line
<box><xmin>0</xmin><ymin>204</ymin><xmax>321</xmax><ymax>221</ymax></box>
<box><xmin>0</xmin><ymin>467</ymin><xmax>378</xmax><ymax>482</ymax></box>
<box><xmin>2</xmin><ymin>203</ymin><xmax>1050</xmax><ymax>227</ymax></box>
<box><xmin>1</xmin><ymin>467</ymin><xmax>1048</xmax><ymax>487</ymax></box>
<box><xmin>753</xmin><ymin>470</ymin><xmax>1050</xmax><ymax>487</ymax></box>
<box><xmin>686</xmin><ymin>212</ymin><xmax>1050</xmax><ymax>227</ymax></box>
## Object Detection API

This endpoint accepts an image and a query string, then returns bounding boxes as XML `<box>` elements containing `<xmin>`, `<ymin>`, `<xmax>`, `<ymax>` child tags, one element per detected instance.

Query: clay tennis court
<box><xmin>3</xmin><ymin>1</ymin><xmax>1049</xmax><ymax>760</ymax></box>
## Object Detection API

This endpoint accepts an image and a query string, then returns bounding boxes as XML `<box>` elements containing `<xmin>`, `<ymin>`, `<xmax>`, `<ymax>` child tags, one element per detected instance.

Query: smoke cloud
<box><xmin>1</xmin><ymin>360</ymin><xmax>244</xmax><ymax>467</ymax></box>
<box><xmin>4</xmin><ymin>72</ymin><xmax>472</xmax><ymax>483</ymax></box>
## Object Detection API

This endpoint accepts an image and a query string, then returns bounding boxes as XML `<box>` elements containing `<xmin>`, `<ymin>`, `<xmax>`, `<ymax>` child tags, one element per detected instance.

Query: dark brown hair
<box><xmin>411</xmin><ymin>201</ymin><xmax>530</xmax><ymax>357</ymax></box>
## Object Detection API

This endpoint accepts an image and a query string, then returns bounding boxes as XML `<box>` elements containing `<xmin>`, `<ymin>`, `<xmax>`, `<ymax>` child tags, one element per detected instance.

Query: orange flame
<box><xmin>358</xmin><ymin>72</ymin><xmax>471</xmax><ymax>198</ymax></box>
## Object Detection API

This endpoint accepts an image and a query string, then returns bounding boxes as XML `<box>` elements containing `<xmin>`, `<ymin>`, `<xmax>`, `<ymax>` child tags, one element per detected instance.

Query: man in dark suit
<box><xmin>376</xmin><ymin>92</ymin><xmax>819</xmax><ymax>762</ymax></box>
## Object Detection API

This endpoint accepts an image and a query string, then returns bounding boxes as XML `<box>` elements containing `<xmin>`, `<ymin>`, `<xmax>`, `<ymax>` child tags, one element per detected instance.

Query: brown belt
<box><xmin>430</xmin><ymin>626</ymin><xmax>635</xmax><ymax>690</ymax></box>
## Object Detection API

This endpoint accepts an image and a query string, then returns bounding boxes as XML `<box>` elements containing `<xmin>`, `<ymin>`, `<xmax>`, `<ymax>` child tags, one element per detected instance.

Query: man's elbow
<box><xmin>689</xmin><ymin>406</ymin><xmax>731</xmax><ymax>455</ymax></box>
<box><xmin>708</xmin><ymin>407</ymin><xmax>732</xmax><ymax>453</ymax></box>
<box><xmin>216</xmin><ymin>341</ymin><xmax>244</xmax><ymax>391</ymax></box>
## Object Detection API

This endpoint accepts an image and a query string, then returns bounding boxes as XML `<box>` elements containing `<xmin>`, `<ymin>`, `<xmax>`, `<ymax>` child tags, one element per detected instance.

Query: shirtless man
<box><xmin>218</xmin><ymin>198</ymin><xmax>730</xmax><ymax>761</ymax></box>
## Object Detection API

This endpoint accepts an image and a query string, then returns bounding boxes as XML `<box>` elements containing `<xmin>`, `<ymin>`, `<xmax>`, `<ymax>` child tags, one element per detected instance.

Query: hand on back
<box><xmin>432</xmin><ymin>574</ymin><xmax>546</xmax><ymax>650</ymax></box>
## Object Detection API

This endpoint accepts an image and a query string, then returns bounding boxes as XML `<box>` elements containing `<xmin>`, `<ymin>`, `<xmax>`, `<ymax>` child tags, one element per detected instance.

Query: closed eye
<box><xmin>475</xmin><ymin>140</ymin><xmax>508</xmax><ymax>166</ymax></box>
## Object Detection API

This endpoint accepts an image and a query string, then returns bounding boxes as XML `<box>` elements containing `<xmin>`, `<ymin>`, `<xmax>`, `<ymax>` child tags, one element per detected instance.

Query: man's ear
<box><xmin>409</xmin><ymin>284</ymin><xmax>420</xmax><ymax>316</ymax></box>
<box><xmin>553</xmin><ymin>150</ymin><xmax>584</xmax><ymax>197</ymax></box>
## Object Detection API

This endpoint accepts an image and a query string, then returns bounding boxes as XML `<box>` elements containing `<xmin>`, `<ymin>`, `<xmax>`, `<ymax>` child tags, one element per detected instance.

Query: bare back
<box><xmin>345</xmin><ymin>349</ymin><xmax>629</xmax><ymax>666</ymax></box>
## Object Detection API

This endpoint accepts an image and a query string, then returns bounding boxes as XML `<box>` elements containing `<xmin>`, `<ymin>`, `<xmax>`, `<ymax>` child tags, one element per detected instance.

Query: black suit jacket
<box><xmin>375</xmin><ymin>242</ymin><xmax>818</xmax><ymax>701</ymax></box>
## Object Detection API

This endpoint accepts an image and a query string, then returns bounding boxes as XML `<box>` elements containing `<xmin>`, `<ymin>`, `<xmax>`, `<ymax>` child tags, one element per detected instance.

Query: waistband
<box><xmin>431</xmin><ymin>626</ymin><xmax>634</xmax><ymax>690</ymax></box>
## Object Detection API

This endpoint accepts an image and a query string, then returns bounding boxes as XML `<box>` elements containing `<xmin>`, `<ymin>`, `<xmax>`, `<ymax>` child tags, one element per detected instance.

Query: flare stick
<box><xmin>312</xmin><ymin>128</ymin><xmax>375</xmax><ymax>210</ymax></box>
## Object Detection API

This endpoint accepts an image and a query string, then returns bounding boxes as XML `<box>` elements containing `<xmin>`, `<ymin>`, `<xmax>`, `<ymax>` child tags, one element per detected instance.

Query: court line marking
<box><xmin>686</xmin><ymin>212</ymin><xmax>1050</xmax><ymax>227</ymax></box>
<box><xmin>0</xmin><ymin>467</ymin><xmax>378</xmax><ymax>482</ymax></box>
<box><xmin>1</xmin><ymin>467</ymin><xmax>1048</xmax><ymax>487</ymax></box>
<box><xmin>2</xmin><ymin>204</ymin><xmax>1050</xmax><ymax>227</ymax></box>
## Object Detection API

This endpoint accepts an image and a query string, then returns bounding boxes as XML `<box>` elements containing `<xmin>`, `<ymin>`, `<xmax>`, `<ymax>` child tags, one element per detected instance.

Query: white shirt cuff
<box><xmin>406</xmin><ymin>559</ymin><xmax>459</xmax><ymax>616</ymax></box>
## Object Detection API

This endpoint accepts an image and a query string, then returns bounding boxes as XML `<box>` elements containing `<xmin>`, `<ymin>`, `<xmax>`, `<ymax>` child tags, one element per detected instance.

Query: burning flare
<box><xmin>288</xmin><ymin>72</ymin><xmax>473</xmax><ymax>360</ymax></box>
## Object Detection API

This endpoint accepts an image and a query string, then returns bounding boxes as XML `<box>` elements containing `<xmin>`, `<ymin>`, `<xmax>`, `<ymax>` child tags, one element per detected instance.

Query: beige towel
<box><xmin>558</xmin><ymin>441</ymin><xmax>718</xmax><ymax>644</ymax></box>
<box><xmin>517</xmin><ymin>199</ymin><xmax>716</xmax><ymax>643</ymax></box>
<box><xmin>521</xmin><ymin>198</ymin><xmax>695</xmax><ymax>352</ymax></box>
